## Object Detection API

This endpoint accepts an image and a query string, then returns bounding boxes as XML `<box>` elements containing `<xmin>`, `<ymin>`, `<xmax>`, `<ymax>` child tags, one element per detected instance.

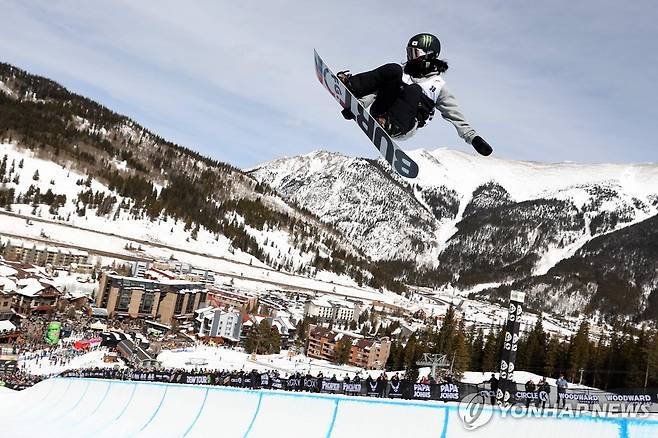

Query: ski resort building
<box><xmin>194</xmin><ymin>306</ymin><xmax>242</xmax><ymax>342</ymax></box>
<box><xmin>95</xmin><ymin>273</ymin><xmax>207</xmax><ymax>324</ymax></box>
<box><xmin>350</xmin><ymin>337</ymin><xmax>392</xmax><ymax>370</ymax></box>
<box><xmin>0</xmin><ymin>290</ymin><xmax>13</xmax><ymax>320</ymax></box>
<box><xmin>207</xmin><ymin>287</ymin><xmax>257</xmax><ymax>312</ymax></box>
<box><xmin>306</xmin><ymin>325</ymin><xmax>391</xmax><ymax>370</ymax></box>
<box><xmin>132</xmin><ymin>260</ymin><xmax>216</xmax><ymax>285</ymax></box>
<box><xmin>0</xmin><ymin>261</ymin><xmax>62</xmax><ymax>316</ymax></box>
<box><xmin>3</xmin><ymin>239</ymin><xmax>89</xmax><ymax>268</ymax></box>
<box><xmin>303</xmin><ymin>296</ymin><xmax>359</xmax><ymax>323</ymax></box>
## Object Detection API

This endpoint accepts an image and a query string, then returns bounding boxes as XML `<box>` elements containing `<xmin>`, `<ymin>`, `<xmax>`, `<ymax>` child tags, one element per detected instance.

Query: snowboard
<box><xmin>314</xmin><ymin>50</ymin><xmax>419</xmax><ymax>179</ymax></box>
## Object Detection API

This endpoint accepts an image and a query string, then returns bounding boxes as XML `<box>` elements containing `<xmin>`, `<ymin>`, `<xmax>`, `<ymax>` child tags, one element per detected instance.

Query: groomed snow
<box><xmin>1</xmin><ymin>378</ymin><xmax>656</xmax><ymax>437</ymax></box>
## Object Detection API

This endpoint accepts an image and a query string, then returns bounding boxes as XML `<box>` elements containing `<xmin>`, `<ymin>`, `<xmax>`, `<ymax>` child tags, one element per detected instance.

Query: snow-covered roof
<box><xmin>64</xmin><ymin>289</ymin><xmax>88</xmax><ymax>300</ymax></box>
<box><xmin>15</xmin><ymin>278</ymin><xmax>48</xmax><ymax>297</ymax></box>
<box><xmin>275</xmin><ymin>316</ymin><xmax>296</xmax><ymax>331</ymax></box>
<box><xmin>4</xmin><ymin>239</ymin><xmax>88</xmax><ymax>257</ymax></box>
<box><xmin>90</xmin><ymin>321</ymin><xmax>107</xmax><ymax>331</ymax></box>
<box><xmin>0</xmin><ymin>264</ymin><xmax>18</xmax><ymax>277</ymax></box>
<box><xmin>309</xmin><ymin>295</ymin><xmax>353</xmax><ymax>309</ymax></box>
<box><xmin>0</xmin><ymin>320</ymin><xmax>16</xmax><ymax>332</ymax></box>
<box><xmin>0</xmin><ymin>277</ymin><xmax>17</xmax><ymax>293</ymax></box>
<box><xmin>109</xmin><ymin>274</ymin><xmax>205</xmax><ymax>289</ymax></box>
<box><xmin>91</xmin><ymin>307</ymin><xmax>109</xmax><ymax>317</ymax></box>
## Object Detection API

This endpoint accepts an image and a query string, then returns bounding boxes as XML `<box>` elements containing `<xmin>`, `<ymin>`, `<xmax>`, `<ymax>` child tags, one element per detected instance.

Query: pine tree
<box><xmin>567</xmin><ymin>321</ymin><xmax>591</xmax><ymax>383</ymax></box>
<box><xmin>450</xmin><ymin>320</ymin><xmax>470</xmax><ymax>378</ymax></box>
<box><xmin>433</xmin><ymin>305</ymin><xmax>457</xmax><ymax>354</ymax></box>
<box><xmin>469</xmin><ymin>329</ymin><xmax>485</xmax><ymax>372</ymax></box>
<box><xmin>543</xmin><ymin>335</ymin><xmax>560</xmax><ymax>378</ymax></box>
<box><xmin>481</xmin><ymin>327</ymin><xmax>500</xmax><ymax>372</ymax></box>
<box><xmin>334</xmin><ymin>336</ymin><xmax>352</xmax><ymax>365</ymax></box>
<box><xmin>0</xmin><ymin>154</ymin><xmax>7</xmax><ymax>180</ymax></box>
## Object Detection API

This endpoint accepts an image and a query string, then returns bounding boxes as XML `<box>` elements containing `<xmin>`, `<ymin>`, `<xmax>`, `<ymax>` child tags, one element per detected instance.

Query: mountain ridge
<box><xmin>251</xmin><ymin>148</ymin><xmax>658</xmax><ymax>320</ymax></box>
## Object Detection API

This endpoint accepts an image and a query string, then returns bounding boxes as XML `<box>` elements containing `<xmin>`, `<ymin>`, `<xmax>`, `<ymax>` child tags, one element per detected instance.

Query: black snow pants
<box><xmin>347</xmin><ymin>63</ymin><xmax>424</xmax><ymax>134</ymax></box>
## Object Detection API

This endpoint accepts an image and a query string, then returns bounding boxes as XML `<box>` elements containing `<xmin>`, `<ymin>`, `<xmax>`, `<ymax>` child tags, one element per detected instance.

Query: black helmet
<box><xmin>406</xmin><ymin>33</ymin><xmax>441</xmax><ymax>61</ymax></box>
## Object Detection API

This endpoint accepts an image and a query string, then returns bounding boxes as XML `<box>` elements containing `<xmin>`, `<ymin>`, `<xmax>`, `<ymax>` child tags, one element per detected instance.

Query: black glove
<box><xmin>472</xmin><ymin>136</ymin><xmax>493</xmax><ymax>156</ymax></box>
<box><xmin>341</xmin><ymin>108</ymin><xmax>355</xmax><ymax>120</ymax></box>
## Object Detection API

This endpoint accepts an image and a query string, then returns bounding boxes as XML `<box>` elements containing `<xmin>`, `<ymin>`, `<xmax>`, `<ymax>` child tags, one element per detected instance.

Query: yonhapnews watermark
<box><xmin>457</xmin><ymin>393</ymin><xmax>653</xmax><ymax>431</ymax></box>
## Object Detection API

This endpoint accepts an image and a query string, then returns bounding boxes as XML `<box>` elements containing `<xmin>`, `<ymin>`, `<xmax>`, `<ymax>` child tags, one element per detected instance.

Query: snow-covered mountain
<box><xmin>250</xmin><ymin>149</ymin><xmax>658</xmax><ymax>318</ymax></box>
<box><xmin>0</xmin><ymin>62</ymin><xmax>405</xmax><ymax>292</ymax></box>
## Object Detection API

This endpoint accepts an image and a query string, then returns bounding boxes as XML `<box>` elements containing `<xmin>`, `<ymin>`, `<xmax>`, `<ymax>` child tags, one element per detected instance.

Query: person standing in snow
<box><xmin>556</xmin><ymin>374</ymin><xmax>569</xmax><ymax>408</ymax></box>
<box><xmin>524</xmin><ymin>379</ymin><xmax>536</xmax><ymax>408</ymax></box>
<box><xmin>338</xmin><ymin>33</ymin><xmax>493</xmax><ymax>156</ymax></box>
<box><xmin>538</xmin><ymin>377</ymin><xmax>551</xmax><ymax>409</ymax></box>
<box><xmin>486</xmin><ymin>373</ymin><xmax>498</xmax><ymax>405</ymax></box>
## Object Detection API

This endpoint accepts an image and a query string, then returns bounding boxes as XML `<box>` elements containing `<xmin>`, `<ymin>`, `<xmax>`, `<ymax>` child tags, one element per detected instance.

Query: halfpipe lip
<box><xmin>46</xmin><ymin>377</ymin><xmax>658</xmax><ymax>424</ymax></box>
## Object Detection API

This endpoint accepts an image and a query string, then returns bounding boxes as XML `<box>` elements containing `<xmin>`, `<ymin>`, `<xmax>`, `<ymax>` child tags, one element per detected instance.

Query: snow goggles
<box><xmin>407</xmin><ymin>47</ymin><xmax>431</xmax><ymax>61</ymax></box>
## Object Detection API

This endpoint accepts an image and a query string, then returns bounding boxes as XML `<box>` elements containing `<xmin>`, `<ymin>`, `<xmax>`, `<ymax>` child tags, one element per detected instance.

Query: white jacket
<box><xmin>402</xmin><ymin>72</ymin><xmax>478</xmax><ymax>144</ymax></box>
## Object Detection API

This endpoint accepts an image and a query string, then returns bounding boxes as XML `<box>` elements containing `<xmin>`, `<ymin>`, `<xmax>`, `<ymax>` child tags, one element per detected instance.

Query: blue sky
<box><xmin>0</xmin><ymin>0</ymin><xmax>656</xmax><ymax>168</ymax></box>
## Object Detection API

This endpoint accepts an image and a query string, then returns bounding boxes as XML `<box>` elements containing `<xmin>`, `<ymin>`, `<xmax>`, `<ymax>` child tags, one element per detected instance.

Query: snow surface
<box><xmin>408</xmin><ymin>148</ymin><xmax>658</xmax><ymax>204</ymax></box>
<box><xmin>0</xmin><ymin>80</ymin><xmax>14</xmax><ymax>97</ymax></box>
<box><xmin>157</xmin><ymin>345</ymin><xmax>366</xmax><ymax>378</ymax></box>
<box><xmin>0</xmin><ymin>320</ymin><xmax>16</xmax><ymax>332</ymax></box>
<box><xmin>19</xmin><ymin>348</ymin><xmax>125</xmax><ymax>376</ymax></box>
<box><xmin>1</xmin><ymin>378</ymin><xmax>656</xmax><ymax>437</ymax></box>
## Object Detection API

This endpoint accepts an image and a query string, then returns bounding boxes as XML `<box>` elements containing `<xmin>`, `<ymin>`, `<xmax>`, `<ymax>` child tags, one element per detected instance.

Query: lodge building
<box><xmin>96</xmin><ymin>273</ymin><xmax>207</xmax><ymax>324</ymax></box>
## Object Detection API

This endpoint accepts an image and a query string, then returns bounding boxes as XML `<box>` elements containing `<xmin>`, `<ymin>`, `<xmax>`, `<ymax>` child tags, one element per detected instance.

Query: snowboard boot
<box><xmin>375</xmin><ymin>113</ymin><xmax>404</xmax><ymax>138</ymax></box>
<box><xmin>337</xmin><ymin>71</ymin><xmax>356</xmax><ymax>120</ymax></box>
<box><xmin>337</xmin><ymin>70</ymin><xmax>353</xmax><ymax>89</ymax></box>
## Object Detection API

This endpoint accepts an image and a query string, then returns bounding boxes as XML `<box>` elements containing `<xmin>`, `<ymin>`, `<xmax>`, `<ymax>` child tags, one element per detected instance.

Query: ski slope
<box><xmin>1</xmin><ymin>378</ymin><xmax>657</xmax><ymax>437</ymax></box>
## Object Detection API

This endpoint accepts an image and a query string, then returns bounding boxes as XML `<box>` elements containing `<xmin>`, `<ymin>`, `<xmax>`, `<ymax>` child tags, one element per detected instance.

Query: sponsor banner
<box><xmin>270</xmin><ymin>378</ymin><xmax>285</xmax><ymax>390</ymax></box>
<box><xmin>131</xmin><ymin>371</ymin><xmax>175</xmax><ymax>383</ymax></box>
<box><xmin>388</xmin><ymin>381</ymin><xmax>404</xmax><ymax>398</ymax></box>
<box><xmin>560</xmin><ymin>392</ymin><xmax>599</xmax><ymax>404</ymax></box>
<box><xmin>366</xmin><ymin>380</ymin><xmax>382</xmax><ymax>397</ymax></box>
<box><xmin>287</xmin><ymin>378</ymin><xmax>302</xmax><ymax>391</ymax></box>
<box><xmin>303</xmin><ymin>377</ymin><xmax>319</xmax><ymax>391</ymax></box>
<box><xmin>412</xmin><ymin>383</ymin><xmax>432</xmax><ymax>400</ymax></box>
<box><xmin>343</xmin><ymin>382</ymin><xmax>363</xmax><ymax>394</ymax></box>
<box><xmin>0</xmin><ymin>359</ymin><xmax>18</xmax><ymax>373</ymax></box>
<box><xmin>515</xmin><ymin>391</ymin><xmax>550</xmax><ymax>402</ymax></box>
<box><xmin>260</xmin><ymin>373</ymin><xmax>270</xmax><ymax>388</ymax></box>
<box><xmin>321</xmin><ymin>381</ymin><xmax>341</xmax><ymax>392</ymax></box>
<box><xmin>497</xmin><ymin>292</ymin><xmax>524</xmax><ymax>403</ymax></box>
<box><xmin>45</xmin><ymin>322</ymin><xmax>61</xmax><ymax>345</ymax></box>
<box><xmin>186</xmin><ymin>375</ymin><xmax>210</xmax><ymax>385</ymax></box>
<box><xmin>229</xmin><ymin>376</ymin><xmax>243</xmax><ymax>387</ymax></box>
<box><xmin>605</xmin><ymin>393</ymin><xmax>654</xmax><ymax>404</ymax></box>
<box><xmin>437</xmin><ymin>383</ymin><xmax>460</xmax><ymax>401</ymax></box>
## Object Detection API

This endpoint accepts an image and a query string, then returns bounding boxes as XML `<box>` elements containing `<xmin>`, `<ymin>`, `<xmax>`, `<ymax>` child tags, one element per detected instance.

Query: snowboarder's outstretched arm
<box><xmin>436</xmin><ymin>86</ymin><xmax>492</xmax><ymax>156</ymax></box>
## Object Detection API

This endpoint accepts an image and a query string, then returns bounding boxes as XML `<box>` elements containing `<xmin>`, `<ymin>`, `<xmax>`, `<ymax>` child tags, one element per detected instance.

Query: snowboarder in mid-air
<box><xmin>337</xmin><ymin>33</ymin><xmax>493</xmax><ymax>156</ymax></box>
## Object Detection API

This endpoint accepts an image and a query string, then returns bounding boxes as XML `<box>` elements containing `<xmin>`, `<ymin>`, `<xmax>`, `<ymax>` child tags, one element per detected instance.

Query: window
<box><xmin>140</xmin><ymin>292</ymin><xmax>155</xmax><ymax>313</ymax></box>
<box><xmin>116</xmin><ymin>290</ymin><xmax>132</xmax><ymax>311</ymax></box>
<box><xmin>186</xmin><ymin>293</ymin><xmax>196</xmax><ymax>313</ymax></box>
<box><xmin>100</xmin><ymin>282</ymin><xmax>112</xmax><ymax>308</ymax></box>
<box><xmin>174</xmin><ymin>294</ymin><xmax>185</xmax><ymax>314</ymax></box>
